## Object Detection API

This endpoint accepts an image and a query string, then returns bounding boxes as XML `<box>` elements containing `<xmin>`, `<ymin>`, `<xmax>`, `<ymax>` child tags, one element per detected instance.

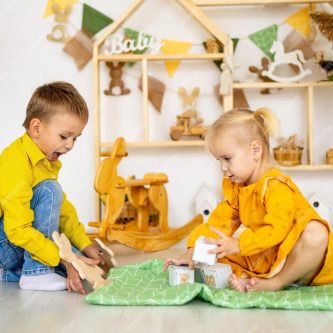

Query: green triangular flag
<box><xmin>124</xmin><ymin>28</ymin><xmax>153</xmax><ymax>67</ymax></box>
<box><xmin>203</xmin><ymin>38</ymin><xmax>239</xmax><ymax>71</ymax></box>
<box><xmin>82</xmin><ymin>3</ymin><xmax>113</xmax><ymax>37</ymax></box>
<box><xmin>249</xmin><ymin>25</ymin><xmax>278</xmax><ymax>61</ymax></box>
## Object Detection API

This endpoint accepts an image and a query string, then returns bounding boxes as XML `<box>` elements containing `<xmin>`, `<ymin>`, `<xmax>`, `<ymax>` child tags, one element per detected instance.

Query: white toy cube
<box><xmin>192</xmin><ymin>236</ymin><xmax>217</xmax><ymax>266</ymax></box>
<box><xmin>168</xmin><ymin>265</ymin><xmax>195</xmax><ymax>287</ymax></box>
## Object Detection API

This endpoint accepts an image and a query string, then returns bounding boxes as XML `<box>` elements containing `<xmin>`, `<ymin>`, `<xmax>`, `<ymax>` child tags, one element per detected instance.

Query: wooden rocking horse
<box><xmin>88</xmin><ymin>137</ymin><xmax>203</xmax><ymax>251</ymax></box>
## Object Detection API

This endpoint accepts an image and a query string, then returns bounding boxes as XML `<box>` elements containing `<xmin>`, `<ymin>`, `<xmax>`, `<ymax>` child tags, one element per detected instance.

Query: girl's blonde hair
<box><xmin>206</xmin><ymin>107</ymin><xmax>280</xmax><ymax>158</ymax></box>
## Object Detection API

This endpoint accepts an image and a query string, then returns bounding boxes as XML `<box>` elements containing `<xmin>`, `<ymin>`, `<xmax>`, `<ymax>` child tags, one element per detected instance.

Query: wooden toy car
<box><xmin>170</xmin><ymin>110</ymin><xmax>207</xmax><ymax>141</ymax></box>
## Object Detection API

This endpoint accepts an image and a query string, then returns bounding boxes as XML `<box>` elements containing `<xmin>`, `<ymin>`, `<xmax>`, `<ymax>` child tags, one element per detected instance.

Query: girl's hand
<box><xmin>163</xmin><ymin>248</ymin><xmax>195</xmax><ymax>271</ymax></box>
<box><xmin>206</xmin><ymin>227</ymin><xmax>240</xmax><ymax>258</ymax></box>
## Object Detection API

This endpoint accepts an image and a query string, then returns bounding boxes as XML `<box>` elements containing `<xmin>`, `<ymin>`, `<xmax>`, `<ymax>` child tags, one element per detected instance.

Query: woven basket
<box><xmin>273</xmin><ymin>147</ymin><xmax>303</xmax><ymax>166</ymax></box>
<box><xmin>326</xmin><ymin>149</ymin><xmax>333</xmax><ymax>165</ymax></box>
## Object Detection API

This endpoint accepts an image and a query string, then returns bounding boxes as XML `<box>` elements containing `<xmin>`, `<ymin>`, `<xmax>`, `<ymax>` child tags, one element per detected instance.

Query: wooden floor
<box><xmin>1</xmin><ymin>242</ymin><xmax>332</xmax><ymax>333</ymax></box>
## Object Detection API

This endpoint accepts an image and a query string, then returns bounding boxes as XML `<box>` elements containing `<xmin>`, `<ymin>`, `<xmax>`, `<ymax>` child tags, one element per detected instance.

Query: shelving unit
<box><xmin>92</xmin><ymin>0</ymin><xmax>233</xmax><ymax>221</ymax></box>
<box><xmin>92</xmin><ymin>0</ymin><xmax>333</xmax><ymax>224</ymax></box>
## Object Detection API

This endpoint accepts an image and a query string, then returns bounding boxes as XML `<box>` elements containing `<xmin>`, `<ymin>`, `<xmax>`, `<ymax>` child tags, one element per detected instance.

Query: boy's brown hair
<box><xmin>23</xmin><ymin>81</ymin><xmax>89</xmax><ymax>129</ymax></box>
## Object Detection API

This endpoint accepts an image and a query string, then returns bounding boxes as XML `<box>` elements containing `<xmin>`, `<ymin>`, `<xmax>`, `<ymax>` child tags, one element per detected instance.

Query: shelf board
<box><xmin>193</xmin><ymin>0</ymin><xmax>328</xmax><ymax>6</ymax></box>
<box><xmin>99</xmin><ymin>140</ymin><xmax>206</xmax><ymax>153</ymax></box>
<box><xmin>98</xmin><ymin>53</ymin><xmax>224</xmax><ymax>62</ymax></box>
<box><xmin>233</xmin><ymin>81</ymin><xmax>333</xmax><ymax>89</ymax></box>
<box><xmin>280</xmin><ymin>164</ymin><xmax>333</xmax><ymax>171</ymax></box>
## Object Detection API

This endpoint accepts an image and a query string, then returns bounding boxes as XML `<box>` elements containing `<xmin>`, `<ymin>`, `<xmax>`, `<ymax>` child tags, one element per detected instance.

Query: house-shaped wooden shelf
<box><xmin>93</xmin><ymin>0</ymin><xmax>233</xmax><ymax>162</ymax></box>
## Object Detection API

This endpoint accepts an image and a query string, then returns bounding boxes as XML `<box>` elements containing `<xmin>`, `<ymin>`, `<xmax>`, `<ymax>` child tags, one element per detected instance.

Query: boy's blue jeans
<box><xmin>0</xmin><ymin>180</ymin><xmax>76</xmax><ymax>282</ymax></box>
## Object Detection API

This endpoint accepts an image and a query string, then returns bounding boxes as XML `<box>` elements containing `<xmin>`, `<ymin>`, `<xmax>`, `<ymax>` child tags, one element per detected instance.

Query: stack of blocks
<box><xmin>169</xmin><ymin>236</ymin><xmax>232</xmax><ymax>289</ymax></box>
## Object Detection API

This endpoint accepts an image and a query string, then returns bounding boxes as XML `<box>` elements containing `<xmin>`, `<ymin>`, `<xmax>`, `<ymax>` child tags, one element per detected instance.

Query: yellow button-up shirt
<box><xmin>0</xmin><ymin>133</ymin><xmax>91</xmax><ymax>267</ymax></box>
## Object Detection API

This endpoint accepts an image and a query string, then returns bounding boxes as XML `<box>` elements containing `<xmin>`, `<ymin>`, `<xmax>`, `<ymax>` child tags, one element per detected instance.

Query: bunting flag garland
<box><xmin>202</xmin><ymin>38</ymin><xmax>239</xmax><ymax>71</ymax></box>
<box><xmin>124</xmin><ymin>28</ymin><xmax>153</xmax><ymax>67</ymax></box>
<box><xmin>285</xmin><ymin>7</ymin><xmax>312</xmax><ymax>38</ymax></box>
<box><xmin>44</xmin><ymin>2</ymin><xmax>319</xmax><ymax>77</ymax></box>
<box><xmin>249</xmin><ymin>25</ymin><xmax>278</xmax><ymax>61</ymax></box>
<box><xmin>63</xmin><ymin>30</ymin><xmax>93</xmax><ymax>70</ymax></box>
<box><xmin>82</xmin><ymin>3</ymin><xmax>113</xmax><ymax>36</ymax></box>
<box><xmin>138</xmin><ymin>76</ymin><xmax>166</xmax><ymax>112</ymax></box>
<box><xmin>283</xmin><ymin>30</ymin><xmax>314</xmax><ymax>60</ymax></box>
<box><xmin>160</xmin><ymin>39</ymin><xmax>192</xmax><ymax>77</ymax></box>
<box><xmin>43</xmin><ymin>0</ymin><xmax>78</xmax><ymax>18</ymax></box>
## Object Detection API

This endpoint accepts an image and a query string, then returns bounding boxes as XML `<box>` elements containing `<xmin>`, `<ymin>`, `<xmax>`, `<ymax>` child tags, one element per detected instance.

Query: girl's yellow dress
<box><xmin>187</xmin><ymin>168</ymin><xmax>333</xmax><ymax>285</ymax></box>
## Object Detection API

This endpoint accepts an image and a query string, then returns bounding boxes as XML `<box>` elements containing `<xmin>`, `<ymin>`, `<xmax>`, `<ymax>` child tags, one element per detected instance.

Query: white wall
<box><xmin>1</xmin><ymin>0</ymin><xmax>332</xmax><ymax>231</ymax></box>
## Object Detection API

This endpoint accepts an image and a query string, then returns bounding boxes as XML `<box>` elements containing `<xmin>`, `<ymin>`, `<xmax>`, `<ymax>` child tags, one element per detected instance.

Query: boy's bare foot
<box><xmin>228</xmin><ymin>274</ymin><xmax>250</xmax><ymax>292</ymax></box>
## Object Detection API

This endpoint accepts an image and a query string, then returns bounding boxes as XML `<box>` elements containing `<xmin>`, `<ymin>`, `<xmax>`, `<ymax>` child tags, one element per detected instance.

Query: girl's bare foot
<box><xmin>228</xmin><ymin>274</ymin><xmax>250</xmax><ymax>292</ymax></box>
<box><xmin>245</xmin><ymin>277</ymin><xmax>282</xmax><ymax>292</ymax></box>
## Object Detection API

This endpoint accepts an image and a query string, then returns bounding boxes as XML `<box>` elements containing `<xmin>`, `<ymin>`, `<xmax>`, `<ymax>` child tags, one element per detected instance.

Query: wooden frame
<box><xmin>92</xmin><ymin>0</ymin><xmax>233</xmax><ymax>221</ymax></box>
<box><xmin>193</xmin><ymin>0</ymin><xmax>329</xmax><ymax>6</ymax></box>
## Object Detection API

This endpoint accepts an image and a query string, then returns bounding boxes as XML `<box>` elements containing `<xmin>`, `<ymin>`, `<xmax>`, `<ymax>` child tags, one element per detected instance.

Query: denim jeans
<box><xmin>0</xmin><ymin>180</ymin><xmax>74</xmax><ymax>282</ymax></box>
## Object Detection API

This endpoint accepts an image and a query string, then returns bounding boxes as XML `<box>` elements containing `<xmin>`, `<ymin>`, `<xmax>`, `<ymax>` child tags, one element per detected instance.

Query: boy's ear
<box><xmin>29</xmin><ymin>118</ymin><xmax>41</xmax><ymax>139</ymax></box>
<box><xmin>251</xmin><ymin>140</ymin><xmax>263</xmax><ymax>160</ymax></box>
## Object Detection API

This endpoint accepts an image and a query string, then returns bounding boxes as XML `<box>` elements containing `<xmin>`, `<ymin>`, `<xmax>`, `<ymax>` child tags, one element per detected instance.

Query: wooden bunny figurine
<box><xmin>178</xmin><ymin>87</ymin><xmax>202</xmax><ymax>124</ymax></box>
<box><xmin>104</xmin><ymin>62</ymin><xmax>130</xmax><ymax>96</ymax></box>
<box><xmin>248</xmin><ymin>57</ymin><xmax>276</xmax><ymax>94</ymax></box>
<box><xmin>52</xmin><ymin>231</ymin><xmax>107</xmax><ymax>290</ymax></box>
<box><xmin>47</xmin><ymin>3</ymin><xmax>72</xmax><ymax>43</ymax></box>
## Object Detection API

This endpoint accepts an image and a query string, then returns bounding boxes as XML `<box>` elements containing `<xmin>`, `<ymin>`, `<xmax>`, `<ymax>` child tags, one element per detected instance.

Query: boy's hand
<box><xmin>61</xmin><ymin>259</ymin><xmax>85</xmax><ymax>294</ymax></box>
<box><xmin>206</xmin><ymin>227</ymin><xmax>240</xmax><ymax>258</ymax></box>
<box><xmin>83</xmin><ymin>244</ymin><xmax>103</xmax><ymax>264</ymax></box>
<box><xmin>61</xmin><ymin>256</ymin><xmax>101</xmax><ymax>294</ymax></box>
<box><xmin>163</xmin><ymin>248</ymin><xmax>195</xmax><ymax>271</ymax></box>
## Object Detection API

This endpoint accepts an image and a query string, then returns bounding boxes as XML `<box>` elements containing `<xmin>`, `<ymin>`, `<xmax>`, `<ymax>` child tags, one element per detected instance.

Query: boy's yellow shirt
<box><xmin>0</xmin><ymin>133</ymin><xmax>92</xmax><ymax>267</ymax></box>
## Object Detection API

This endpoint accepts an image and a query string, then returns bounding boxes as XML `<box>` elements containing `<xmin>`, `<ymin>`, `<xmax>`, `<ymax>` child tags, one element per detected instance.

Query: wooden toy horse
<box><xmin>88</xmin><ymin>137</ymin><xmax>203</xmax><ymax>251</ymax></box>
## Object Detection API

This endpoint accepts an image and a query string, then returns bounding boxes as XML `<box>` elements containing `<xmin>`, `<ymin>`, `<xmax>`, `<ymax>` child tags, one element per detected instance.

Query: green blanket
<box><xmin>86</xmin><ymin>259</ymin><xmax>333</xmax><ymax>310</ymax></box>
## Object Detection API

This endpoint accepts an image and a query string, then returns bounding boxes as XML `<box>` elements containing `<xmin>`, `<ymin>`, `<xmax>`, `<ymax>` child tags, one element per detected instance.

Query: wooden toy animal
<box><xmin>52</xmin><ymin>231</ymin><xmax>107</xmax><ymax>290</ymax></box>
<box><xmin>178</xmin><ymin>87</ymin><xmax>200</xmax><ymax>110</ymax></box>
<box><xmin>104</xmin><ymin>62</ymin><xmax>130</xmax><ymax>96</ymax></box>
<box><xmin>46</xmin><ymin>3</ymin><xmax>71</xmax><ymax>43</ymax></box>
<box><xmin>88</xmin><ymin>137</ymin><xmax>203</xmax><ymax>251</ymax></box>
<box><xmin>249</xmin><ymin>57</ymin><xmax>276</xmax><ymax>94</ymax></box>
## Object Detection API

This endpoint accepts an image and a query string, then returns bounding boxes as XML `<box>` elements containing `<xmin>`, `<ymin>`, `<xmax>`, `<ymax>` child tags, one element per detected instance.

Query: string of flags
<box><xmin>44</xmin><ymin>1</ymin><xmax>318</xmax><ymax>76</ymax></box>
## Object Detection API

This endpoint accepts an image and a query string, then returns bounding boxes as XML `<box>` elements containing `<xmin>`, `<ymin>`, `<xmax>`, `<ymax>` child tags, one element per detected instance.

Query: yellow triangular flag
<box><xmin>285</xmin><ymin>7</ymin><xmax>312</xmax><ymax>38</ymax></box>
<box><xmin>43</xmin><ymin>0</ymin><xmax>78</xmax><ymax>18</ymax></box>
<box><xmin>161</xmin><ymin>39</ymin><xmax>192</xmax><ymax>77</ymax></box>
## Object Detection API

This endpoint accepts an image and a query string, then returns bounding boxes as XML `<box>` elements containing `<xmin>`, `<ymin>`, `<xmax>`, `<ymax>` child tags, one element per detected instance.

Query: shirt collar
<box><xmin>21</xmin><ymin>133</ymin><xmax>61</xmax><ymax>169</ymax></box>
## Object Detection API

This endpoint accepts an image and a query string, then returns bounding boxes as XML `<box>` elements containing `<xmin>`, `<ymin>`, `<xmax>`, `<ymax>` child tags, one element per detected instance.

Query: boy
<box><xmin>0</xmin><ymin>81</ymin><xmax>101</xmax><ymax>294</ymax></box>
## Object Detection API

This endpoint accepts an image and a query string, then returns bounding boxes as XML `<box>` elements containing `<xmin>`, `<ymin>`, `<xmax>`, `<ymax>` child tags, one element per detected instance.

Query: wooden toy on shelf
<box><xmin>88</xmin><ymin>137</ymin><xmax>203</xmax><ymax>251</ymax></box>
<box><xmin>273</xmin><ymin>134</ymin><xmax>304</xmax><ymax>166</ymax></box>
<box><xmin>170</xmin><ymin>87</ymin><xmax>207</xmax><ymax>141</ymax></box>
<box><xmin>262</xmin><ymin>41</ymin><xmax>312</xmax><ymax>83</ymax></box>
<box><xmin>326</xmin><ymin>149</ymin><xmax>333</xmax><ymax>164</ymax></box>
<box><xmin>249</xmin><ymin>57</ymin><xmax>278</xmax><ymax>94</ymax></box>
<box><xmin>46</xmin><ymin>3</ymin><xmax>72</xmax><ymax>43</ymax></box>
<box><xmin>104</xmin><ymin>62</ymin><xmax>130</xmax><ymax>96</ymax></box>
<box><xmin>316</xmin><ymin>52</ymin><xmax>333</xmax><ymax>81</ymax></box>
<box><xmin>52</xmin><ymin>231</ymin><xmax>108</xmax><ymax>290</ymax></box>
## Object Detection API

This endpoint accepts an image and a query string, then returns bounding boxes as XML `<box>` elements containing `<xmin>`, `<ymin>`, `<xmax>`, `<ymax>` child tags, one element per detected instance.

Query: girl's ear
<box><xmin>251</xmin><ymin>140</ymin><xmax>263</xmax><ymax>160</ymax></box>
<box><xmin>29</xmin><ymin>118</ymin><xmax>41</xmax><ymax>139</ymax></box>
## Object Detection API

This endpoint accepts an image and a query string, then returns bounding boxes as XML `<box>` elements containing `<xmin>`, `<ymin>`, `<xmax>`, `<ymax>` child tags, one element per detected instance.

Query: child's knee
<box><xmin>301</xmin><ymin>221</ymin><xmax>328</xmax><ymax>249</ymax></box>
<box><xmin>34</xmin><ymin>180</ymin><xmax>63</xmax><ymax>205</ymax></box>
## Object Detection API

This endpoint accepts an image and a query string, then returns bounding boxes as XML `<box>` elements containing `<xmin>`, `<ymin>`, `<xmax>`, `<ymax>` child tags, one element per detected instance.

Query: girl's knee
<box><xmin>301</xmin><ymin>221</ymin><xmax>328</xmax><ymax>249</ymax></box>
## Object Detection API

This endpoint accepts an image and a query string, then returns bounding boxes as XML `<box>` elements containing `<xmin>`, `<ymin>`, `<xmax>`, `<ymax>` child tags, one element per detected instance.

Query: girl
<box><xmin>164</xmin><ymin>108</ymin><xmax>333</xmax><ymax>292</ymax></box>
